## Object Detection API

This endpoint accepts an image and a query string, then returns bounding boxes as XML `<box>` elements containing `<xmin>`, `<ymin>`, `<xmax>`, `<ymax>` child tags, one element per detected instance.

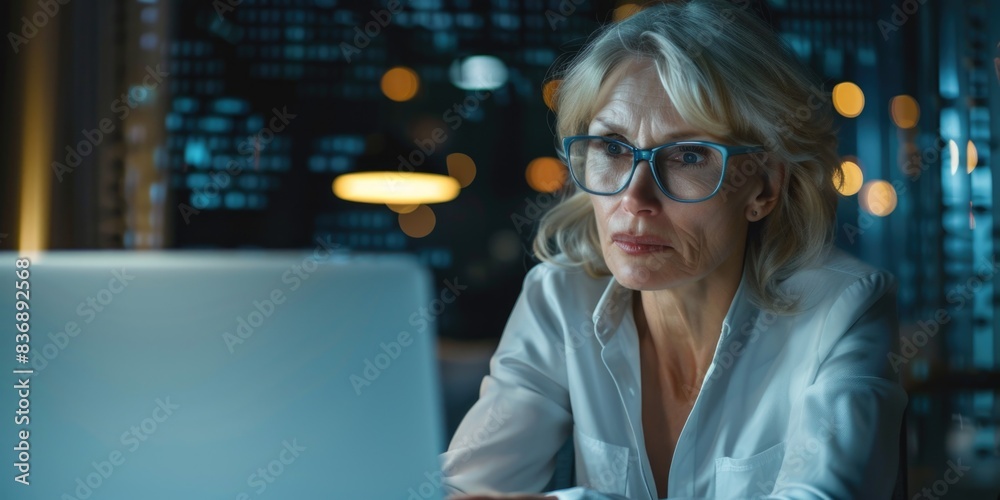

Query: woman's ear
<box><xmin>746</xmin><ymin>161</ymin><xmax>784</xmax><ymax>222</ymax></box>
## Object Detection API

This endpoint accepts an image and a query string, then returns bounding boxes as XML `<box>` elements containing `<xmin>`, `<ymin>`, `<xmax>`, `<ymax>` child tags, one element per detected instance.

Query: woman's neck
<box><xmin>633</xmin><ymin>252</ymin><xmax>744</xmax><ymax>356</ymax></box>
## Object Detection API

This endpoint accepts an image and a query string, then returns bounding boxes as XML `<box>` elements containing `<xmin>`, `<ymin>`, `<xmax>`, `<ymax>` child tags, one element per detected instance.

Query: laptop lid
<box><xmin>1</xmin><ymin>251</ymin><xmax>445</xmax><ymax>499</ymax></box>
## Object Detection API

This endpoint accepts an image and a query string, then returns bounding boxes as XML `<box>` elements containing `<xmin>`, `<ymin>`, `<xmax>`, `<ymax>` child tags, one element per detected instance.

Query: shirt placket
<box><xmin>665</xmin><ymin>321</ymin><xmax>737</xmax><ymax>499</ymax></box>
<box><xmin>594</xmin><ymin>288</ymin><xmax>656</xmax><ymax>500</ymax></box>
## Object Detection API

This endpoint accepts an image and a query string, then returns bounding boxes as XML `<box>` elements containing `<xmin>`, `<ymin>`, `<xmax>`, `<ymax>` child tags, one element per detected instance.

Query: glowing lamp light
<box><xmin>332</xmin><ymin>172</ymin><xmax>460</xmax><ymax>205</ymax></box>
<box><xmin>832</xmin><ymin>82</ymin><xmax>864</xmax><ymax>118</ymax></box>
<box><xmin>833</xmin><ymin>160</ymin><xmax>864</xmax><ymax>196</ymax></box>
<box><xmin>449</xmin><ymin>55</ymin><xmax>508</xmax><ymax>91</ymax></box>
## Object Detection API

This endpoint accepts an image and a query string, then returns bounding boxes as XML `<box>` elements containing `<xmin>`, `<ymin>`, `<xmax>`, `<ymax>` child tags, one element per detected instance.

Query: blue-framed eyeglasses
<box><xmin>562</xmin><ymin>135</ymin><xmax>766</xmax><ymax>202</ymax></box>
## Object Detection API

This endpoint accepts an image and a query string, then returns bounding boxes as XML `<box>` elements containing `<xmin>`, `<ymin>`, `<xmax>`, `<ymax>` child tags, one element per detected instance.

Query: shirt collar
<box><xmin>591</xmin><ymin>275</ymin><xmax>631</xmax><ymax>345</ymax></box>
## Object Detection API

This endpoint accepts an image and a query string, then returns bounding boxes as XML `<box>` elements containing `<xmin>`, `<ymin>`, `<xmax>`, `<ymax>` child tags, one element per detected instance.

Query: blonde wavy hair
<box><xmin>533</xmin><ymin>0</ymin><xmax>841</xmax><ymax>313</ymax></box>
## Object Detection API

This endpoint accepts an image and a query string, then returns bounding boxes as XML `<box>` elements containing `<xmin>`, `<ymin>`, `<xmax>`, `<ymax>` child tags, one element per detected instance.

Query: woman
<box><xmin>442</xmin><ymin>1</ymin><xmax>907</xmax><ymax>498</ymax></box>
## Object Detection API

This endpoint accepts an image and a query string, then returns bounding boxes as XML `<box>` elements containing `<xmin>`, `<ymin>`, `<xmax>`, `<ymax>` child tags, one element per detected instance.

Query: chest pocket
<box><xmin>574</xmin><ymin>428</ymin><xmax>630</xmax><ymax>495</ymax></box>
<box><xmin>713</xmin><ymin>441</ymin><xmax>785</xmax><ymax>499</ymax></box>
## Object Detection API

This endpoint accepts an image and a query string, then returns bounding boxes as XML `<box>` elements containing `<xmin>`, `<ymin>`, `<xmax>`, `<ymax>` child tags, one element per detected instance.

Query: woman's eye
<box><xmin>671</xmin><ymin>146</ymin><xmax>710</xmax><ymax>165</ymax></box>
<box><xmin>605</xmin><ymin>142</ymin><xmax>624</xmax><ymax>155</ymax></box>
<box><xmin>681</xmin><ymin>152</ymin><xmax>703</xmax><ymax>163</ymax></box>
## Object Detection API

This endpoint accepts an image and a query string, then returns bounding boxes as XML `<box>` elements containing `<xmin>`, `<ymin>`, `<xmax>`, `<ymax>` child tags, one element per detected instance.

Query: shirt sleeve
<box><xmin>441</xmin><ymin>264</ymin><xmax>575</xmax><ymax>496</ymax></box>
<box><xmin>762</xmin><ymin>271</ymin><xmax>909</xmax><ymax>499</ymax></box>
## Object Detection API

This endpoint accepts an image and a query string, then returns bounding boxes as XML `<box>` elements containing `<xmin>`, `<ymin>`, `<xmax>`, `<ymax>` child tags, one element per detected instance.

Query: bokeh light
<box><xmin>526</xmin><ymin>157</ymin><xmax>567</xmax><ymax>193</ymax></box>
<box><xmin>859</xmin><ymin>180</ymin><xmax>897</xmax><ymax>217</ymax></box>
<box><xmin>948</xmin><ymin>139</ymin><xmax>959</xmax><ymax>175</ymax></box>
<box><xmin>387</xmin><ymin>203</ymin><xmax>418</xmax><ymax>214</ymax></box>
<box><xmin>890</xmin><ymin>95</ymin><xmax>920</xmax><ymax>129</ymax></box>
<box><xmin>967</xmin><ymin>140</ymin><xmax>978</xmax><ymax>174</ymax></box>
<box><xmin>613</xmin><ymin>1</ymin><xmax>643</xmax><ymax>21</ymax></box>
<box><xmin>446</xmin><ymin>153</ymin><xmax>477</xmax><ymax>188</ymax></box>
<box><xmin>449</xmin><ymin>55</ymin><xmax>509</xmax><ymax>90</ymax></box>
<box><xmin>381</xmin><ymin>66</ymin><xmax>420</xmax><ymax>102</ymax></box>
<box><xmin>543</xmin><ymin>80</ymin><xmax>560</xmax><ymax>111</ymax></box>
<box><xmin>398</xmin><ymin>205</ymin><xmax>436</xmax><ymax>238</ymax></box>
<box><xmin>833</xmin><ymin>160</ymin><xmax>864</xmax><ymax>196</ymax></box>
<box><xmin>832</xmin><ymin>82</ymin><xmax>864</xmax><ymax>118</ymax></box>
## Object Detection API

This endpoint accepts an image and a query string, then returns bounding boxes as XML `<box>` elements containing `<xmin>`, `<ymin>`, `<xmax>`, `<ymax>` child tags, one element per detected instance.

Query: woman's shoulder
<box><xmin>817</xmin><ymin>247</ymin><xmax>893</xmax><ymax>281</ymax></box>
<box><xmin>774</xmin><ymin>250</ymin><xmax>900</xmax><ymax>370</ymax></box>
<box><xmin>779</xmin><ymin>247</ymin><xmax>896</xmax><ymax>312</ymax></box>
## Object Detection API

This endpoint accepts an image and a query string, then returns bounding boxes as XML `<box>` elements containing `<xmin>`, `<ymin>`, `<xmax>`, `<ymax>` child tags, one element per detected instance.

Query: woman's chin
<box><xmin>610</xmin><ymin>265</ymin><xmax>681</xmax><ymax>291</ymax></box>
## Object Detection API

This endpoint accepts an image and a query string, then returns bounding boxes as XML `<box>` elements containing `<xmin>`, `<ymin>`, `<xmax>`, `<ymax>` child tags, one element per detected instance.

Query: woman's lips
<box><xmin>611</xmin><ymin>234</ymin><xmax>671</xmax><ymax>255</ymax></box>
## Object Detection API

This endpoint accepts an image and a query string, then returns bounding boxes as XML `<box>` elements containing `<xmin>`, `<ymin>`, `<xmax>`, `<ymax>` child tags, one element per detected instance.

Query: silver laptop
<box><xmin>1</xmin><ymin>250</ymin><xmax>445</xmax><ymax>499</ymax></box>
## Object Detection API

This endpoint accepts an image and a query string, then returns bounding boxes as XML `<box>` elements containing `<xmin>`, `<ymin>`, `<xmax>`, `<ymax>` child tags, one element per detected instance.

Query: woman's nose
<box><xmin>621</xmin><ymin>159</ymin><xmax>663</xmax><ymax>215</ymax></box>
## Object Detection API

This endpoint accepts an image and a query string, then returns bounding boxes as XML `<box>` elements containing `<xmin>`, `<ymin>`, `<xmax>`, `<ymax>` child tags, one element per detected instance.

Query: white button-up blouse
<box><xmin>440</xmin><ymin>248</ymin><xmax>908</xmax><ymax>499</ymax></box>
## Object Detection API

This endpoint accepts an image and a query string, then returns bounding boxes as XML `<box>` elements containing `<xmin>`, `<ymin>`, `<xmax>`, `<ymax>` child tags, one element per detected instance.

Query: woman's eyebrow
<box><xmin>588</xmin><ymin>117</ymin><xmax>620</xmax><ymax>132</ymax></box>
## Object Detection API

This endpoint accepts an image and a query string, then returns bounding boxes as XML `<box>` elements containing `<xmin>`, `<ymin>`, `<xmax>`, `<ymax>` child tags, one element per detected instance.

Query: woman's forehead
<box><xmin>590</xmin><ymin>61</ymin><xmax>681</xmax><ymax>126</ymax></box>
<box><xmin>599</xmin><ymin>58</ymin><xmax>662</xmax><ymax>99</ymax></box>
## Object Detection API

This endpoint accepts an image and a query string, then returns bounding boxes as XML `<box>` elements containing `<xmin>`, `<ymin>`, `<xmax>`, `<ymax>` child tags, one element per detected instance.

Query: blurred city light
<box><xmin>398</xmin><ymin>204</ymin><xmax>436</xmax><ymax>238</ymax></box>
<box><xmin>543</xmin><ymin>80</ymin><xmax>560</xmax><ymax>111</ymax></box>
<box><xmin>381</xmin><ymin>66</ymin><xmax>420</xmax><ymax>102</ymax></box>
<box><xmin>449</xmin><ymin>55</ymin><xmax>508</xmax><ymax>91</ymax></box>
<box><xmin>860</xmin><ymin>180</ymin><xmax>897</xmax><ymax>217</ymax></box>
<box><xmin>832</xmin><ymin>82</ymin><xmax>864</xmax><ymax>118</ymax></box>
<box><xmin>613</xmin><ymin>1</ymin><xmax>643</xmax><ymax>21</ymax></box>
<box><xmin>446</xmin><ymin>153</ymin><xmax>477</xmax><ymax>188</ymax></box>
<box><xmin>526</xmin><ymin>157</ymin><xmax>567</xmax><ymax>193</ymax></box>
<box><xmin>833</xmin><ymin>159</ymin><xmax>864</xmax><ymax>196</ymax></box>
<box><xmin>967</xmin><ymin>140</ymin><xmax>978</xmax><ymax>174</ymax></box>
<box><xmin>387</xmin><ymin>203</ymin><xmax>419</xmax><ymax>214</ymax></box>
<box><xmin>890</xmin><ymin>95</ymin><xmax>920</xmax><ymax>129</ymax></box>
